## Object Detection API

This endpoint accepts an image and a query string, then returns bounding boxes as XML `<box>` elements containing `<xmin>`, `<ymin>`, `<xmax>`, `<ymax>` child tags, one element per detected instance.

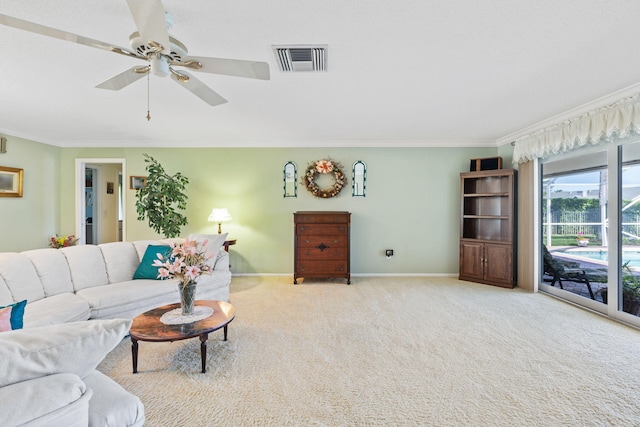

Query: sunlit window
<box><xmin>539</xmin><ymin>141</ymin><xmax>640</xmax><ymax>324</ymax></box>
<box><xmin>541</xmin><ymin>153</ymin><xmax>608</xmax><ymax>305</ymax></box>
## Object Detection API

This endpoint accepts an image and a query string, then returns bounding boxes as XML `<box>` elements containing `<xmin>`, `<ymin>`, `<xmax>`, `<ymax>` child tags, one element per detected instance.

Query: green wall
<box><xmin>0</xmin><ymin>138</ymin><xmax>60</xmax><ymax>251</ymax></box>
<box><xmin>3</xmin><ymin>141</ymin><xmax>505</xmax><ymax>275</ymax></box>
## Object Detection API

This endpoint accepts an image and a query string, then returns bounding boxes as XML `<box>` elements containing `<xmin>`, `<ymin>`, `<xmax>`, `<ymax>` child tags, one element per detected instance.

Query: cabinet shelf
<box><xmin>459</xmin><ymin>169</ymin><xmax>516</xmax><ymax>288</ymax></box>
<box><xmin>463</xmin><ymin>215</ymin><xmax>509</xmax><ymax>219</ymax></box>
<box><xmin>463</xmin><ymin>193</ymin><xmax>509</xmax><ymax>197</ymax></box>
<box><xmin>461</xmin><ymin>237</ymin><xmax>509</xmax><ymax>243</ymax></box>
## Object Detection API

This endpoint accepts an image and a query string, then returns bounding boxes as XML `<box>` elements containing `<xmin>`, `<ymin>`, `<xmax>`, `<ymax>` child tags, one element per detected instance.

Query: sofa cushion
<box><xmin>188</xmin><ymin>268</ymin><xmax>232</xmax><ymax>302</ymax></box>
<box><xmin>99</xmin><ymin>242</ymin><xmax>140</xmax><ymax>284</ymax></box>
<box><xmin>78</xmin><ymin>279</ymin><xmax>179</xmax><ymax>319</ymax></box>
<box><xmin>61</xmin><ymin>245</ymin><xmax>109</xmax><ymax>291</ymax></box>
<box><xmin>158</xmin><ymin>237</ymin><xmax>185</xmax><ymax>246</ymax></box>
<box><xmin>0</xmin><ymin>275</ymin><xmax>13</xmax><ymax>306</ymax></box>
<box><xmin>0</xmin><ymin>318</ymin><xmax>131</xmax><ymax>388</ymax></box>
<box><xmin>0</xmin><ymin>373</ymin><xmax>91</xmax><ymax>427</ymax></box>
<box><xmin>214</xmin><ymin>249</ymin><xmax>231</xmax><ymax>272</ymax></box>
<box><xmin>23</xmin><ymin>293</ymin><xmax>91</xmax><ymax>328</ymax></box>
<box><xmin>0</xmin><ymin>252</ymin><xmax>45</xmax><ymax>303</ymax></box>
<box><xmin>84</xmin><ymin>370</ymin><xmax>145</xmax><ymax>427</ymax></box>
<box><xmin>188</xmin><ymin>233</ymin><xmax>228</xmax><ymax>270</ymax></box>
<box><xmin>23</xmin><ymin>248</ymin><xmax>75</xmax><ymax>296</ymax></box>
<box><xmin>0</xmin><ymin>299</ymin><xmax>26</xmax><ymax>331</ymax></box>
<box><xmin>132</xmin><ymin>240</ymin><xmax>162</xmax><ymax>261</ymax></box>
<box><xmin>133</xmin><ymin>245</ymin><xmax>172</xmax><ymax>280</ymax></box>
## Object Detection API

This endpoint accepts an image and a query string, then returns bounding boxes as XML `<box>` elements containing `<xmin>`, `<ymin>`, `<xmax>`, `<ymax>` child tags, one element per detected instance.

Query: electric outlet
<box><xmin>385</xmin><ymin>249</ymin><xmax>394</xmax><ymax>258</ymax></box>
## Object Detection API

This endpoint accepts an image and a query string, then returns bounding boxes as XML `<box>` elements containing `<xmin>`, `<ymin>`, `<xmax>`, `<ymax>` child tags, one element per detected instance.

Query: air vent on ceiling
<box><xmin>273</xmin><ymin>45</ymin><xmax>327</xmax><ymax>72</ymax></box>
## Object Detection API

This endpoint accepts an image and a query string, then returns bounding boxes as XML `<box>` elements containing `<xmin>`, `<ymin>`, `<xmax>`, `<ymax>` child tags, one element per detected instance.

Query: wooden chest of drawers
<box><xmin>294</xmin><ymin>211</ymin><xmax>351</xmax><ymax>284</ymax></box>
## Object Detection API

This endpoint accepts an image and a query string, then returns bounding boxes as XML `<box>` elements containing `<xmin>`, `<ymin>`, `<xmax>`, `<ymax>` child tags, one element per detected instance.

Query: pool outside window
<box><xmin>541</xmin><ymin>151</ymin><xmax>609</xmax><ymax>307</ymax></box>
<box><xmin>540</xmin><ymin>139</ymin><xmax>640</xmax><ymax>325</ymax></box>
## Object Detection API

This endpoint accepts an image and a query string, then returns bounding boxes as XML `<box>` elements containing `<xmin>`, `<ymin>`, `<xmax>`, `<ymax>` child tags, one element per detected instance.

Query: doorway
<box><xmin>75</xmin><ymin>158</ymin><xmax>126</xmax><ymax>245</ymax></box>
<box><xmin>84</xmin><ymin>167</ymin><xmax>98</xmax><ymax>244</ymax></box>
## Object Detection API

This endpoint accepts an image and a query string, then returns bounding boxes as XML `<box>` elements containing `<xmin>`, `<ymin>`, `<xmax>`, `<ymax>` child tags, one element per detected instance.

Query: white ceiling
<box><xmin>1</xmin><ymin>0</ymin><xmax>640</xmax><ymax>148</ymax></box>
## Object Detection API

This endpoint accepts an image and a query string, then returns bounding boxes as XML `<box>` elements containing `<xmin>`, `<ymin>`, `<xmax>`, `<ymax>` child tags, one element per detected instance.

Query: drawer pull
<box><xmin>316</xmin><ymin>243</ymin><xmax>329</xmax><ymax>251</ymax></box>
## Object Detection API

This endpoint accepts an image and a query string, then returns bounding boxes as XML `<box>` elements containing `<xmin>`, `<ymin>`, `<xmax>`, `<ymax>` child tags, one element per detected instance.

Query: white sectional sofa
<box><xmin>0</xmin><ymin>235</ymin><xmax>231</xmax><ymax>427</ymax></box>
<box><xmin>0</xmin><ymin>318</ymin><xmax>138</xmax><ymax>427</ymax></box>
<box><xmin>0</xmin><ymin>237</ymin><xmax>231</xmax><ymax>327</ymax></box>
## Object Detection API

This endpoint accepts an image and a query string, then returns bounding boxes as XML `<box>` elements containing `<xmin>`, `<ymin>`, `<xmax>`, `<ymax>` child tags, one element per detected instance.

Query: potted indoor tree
<box><xmin>135</xmin><ymin>154</ymin><xmax>189</xmax><ymax>238</ymax></box>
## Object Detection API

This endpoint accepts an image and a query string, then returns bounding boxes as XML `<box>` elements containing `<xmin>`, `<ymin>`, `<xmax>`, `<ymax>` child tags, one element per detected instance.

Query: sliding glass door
<box><xmin>620</xmin><ymin>143</ymin><xmax>640</xmax><ymax>318</ymax></box>
<box><xmin>539</xmin><ymin>139</ymin><xmax>640</xmax><ymax>326</ymax></box>
<box><xmin>540</xmin><ymin>151</ymin><xmax>608</xmax><ymax>310</ymax></box>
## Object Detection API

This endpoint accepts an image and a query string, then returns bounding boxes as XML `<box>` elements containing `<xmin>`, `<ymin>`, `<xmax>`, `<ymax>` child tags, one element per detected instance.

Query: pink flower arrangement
<box><xmin>152</xmin><ymin>239</ymin><xmax>213</xmax><ymax>284</ymax></box>
<box><xmin>49</xmin><ymin>234</ymin><xmax>78</xmax><ymax>249</ymax></box>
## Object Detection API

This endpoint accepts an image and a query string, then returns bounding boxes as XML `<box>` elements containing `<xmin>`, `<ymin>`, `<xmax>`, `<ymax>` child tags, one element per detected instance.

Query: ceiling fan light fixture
<box><xmin>0</xmin><ymin>0</ymin><xmax>268</xmax><ymax>108</ymax></box>
<box><xmin>129</xmin><ymin>32</ymin><xmax>187</xmax><ymax>61</ymax></box>
<box><xmin>150</xmin><ymin>54</ymin><xmax>169</xmax><ymax>77</ymax></box>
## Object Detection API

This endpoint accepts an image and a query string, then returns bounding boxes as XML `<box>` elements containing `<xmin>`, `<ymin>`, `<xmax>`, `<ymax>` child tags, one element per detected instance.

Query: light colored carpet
<box><xmin>98</xmin><ymin>276</ymin><xmax>640</xmax><ymax>426</ymax></box>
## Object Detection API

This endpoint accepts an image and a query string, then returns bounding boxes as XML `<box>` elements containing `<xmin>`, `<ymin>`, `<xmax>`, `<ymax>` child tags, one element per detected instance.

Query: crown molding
<box><xmin>9</xmin><ymin>136</ymin><xmax>499</xmax><ymax>149</ymax></box>
<box><xmin>496</xmin><ymin>81</ymin><xmax>640</xmax><ymax>146</ymax></box>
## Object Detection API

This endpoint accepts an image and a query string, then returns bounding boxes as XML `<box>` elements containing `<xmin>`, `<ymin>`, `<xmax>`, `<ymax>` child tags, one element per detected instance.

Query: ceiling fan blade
<box><xmin>0</xmin><ymin>13</ymin><xmax>140</xmax><ymax>58</ymax></box>
<box><xmin>125</xmin><ymin>0</ymin><xmax>171</xmax><ymax>54</ymax></box>
<box><xmin>96</xmin><ymin>66</ymin><xmax>148</xmax><ymax>90</ymax></box>
<box><xmin>171</xmin><ymin>71</ymin><xmax>227</xmax><ymax>106</ymax></box>
<box><xmin>179</xmin><ymin>56</ymin><xmax>271</xmax><ymax>80</ymax></box>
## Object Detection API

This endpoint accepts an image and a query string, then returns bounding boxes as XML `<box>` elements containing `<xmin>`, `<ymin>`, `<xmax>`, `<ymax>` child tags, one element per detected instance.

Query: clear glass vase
<box><xmin>179</xmin><ymin>281</ymin><xmax>197</xmax><ymax>316</ymax></box>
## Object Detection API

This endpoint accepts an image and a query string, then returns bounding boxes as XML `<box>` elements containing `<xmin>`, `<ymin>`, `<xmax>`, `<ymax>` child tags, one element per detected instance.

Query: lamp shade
<box><xmin>208</xmin><ymin>208</ymin><xmax>232</xmax><ymax>233</ymax></box>
<box><xmin>208</xmin><ymin>208</ymin><xmax>232</xmax><ymax>223</ymax></box>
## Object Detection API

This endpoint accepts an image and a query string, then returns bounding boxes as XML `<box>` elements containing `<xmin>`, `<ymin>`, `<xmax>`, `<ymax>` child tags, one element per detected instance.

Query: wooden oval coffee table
<box><xmin>130</xmin><ymin>300</ymin><xmax>235</xmax><ymax>374</ymax></box>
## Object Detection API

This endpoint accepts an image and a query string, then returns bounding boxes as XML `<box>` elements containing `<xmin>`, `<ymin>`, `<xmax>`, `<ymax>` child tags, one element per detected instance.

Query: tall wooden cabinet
<box><xmin>459</xmin><ymin>169</ymin><xmax>516</xmax><ymax>288</ymax></box>
<box><xmin>294</xmin><ymin>211</ymin><xmax>351</xmax><ymax>284</ymax></box>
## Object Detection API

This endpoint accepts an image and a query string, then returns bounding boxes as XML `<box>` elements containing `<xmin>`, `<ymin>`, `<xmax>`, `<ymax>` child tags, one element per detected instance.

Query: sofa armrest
<box><xmin>213</xmin><ymin>250</ymin><xmax>230</xmax><ymax>272</ymax></box>
<box><xmin>0</xmin><ymin>373</ymin><xmax>91</xmax><ymax>426</ymax></box>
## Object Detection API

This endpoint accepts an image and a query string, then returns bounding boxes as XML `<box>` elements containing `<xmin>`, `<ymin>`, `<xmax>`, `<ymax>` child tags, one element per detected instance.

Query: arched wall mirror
<box><xmin>352</xmin><ymin>160</ymin><xmax>367</xmax><ymax>197</ymax></box>
<box><xmin>283</xmin><ymin>161</ymin><xmax>297</xmax><ymax>198</ymax></box>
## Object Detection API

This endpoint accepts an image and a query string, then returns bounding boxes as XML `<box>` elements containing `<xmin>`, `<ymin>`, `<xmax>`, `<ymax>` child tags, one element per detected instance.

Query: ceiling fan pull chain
<box><xmin>146</xmin><ymin>68</ymin><xmax>151</xmax><ymax>121</ymax></box>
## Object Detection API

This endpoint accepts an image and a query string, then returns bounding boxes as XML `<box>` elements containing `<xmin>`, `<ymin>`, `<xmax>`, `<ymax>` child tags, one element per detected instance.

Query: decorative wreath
<box><xmin>303</xmin><ymin>159</ymin><xmax>346</xmax><ymax>198</ymax></box>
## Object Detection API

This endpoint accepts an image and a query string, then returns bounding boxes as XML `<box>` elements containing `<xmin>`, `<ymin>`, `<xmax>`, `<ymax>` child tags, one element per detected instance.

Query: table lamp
<box><xmin>208</xmin><ymin>208</ymin><xmax>232</xmax><ymax>234</ymax></box>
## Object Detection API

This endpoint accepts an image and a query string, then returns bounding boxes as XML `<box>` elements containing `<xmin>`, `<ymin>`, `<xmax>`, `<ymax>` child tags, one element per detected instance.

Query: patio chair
<box><xmin>543</xmin><ymin>245</ymin><xmax>596</xmax><ymax>300</ymax></box>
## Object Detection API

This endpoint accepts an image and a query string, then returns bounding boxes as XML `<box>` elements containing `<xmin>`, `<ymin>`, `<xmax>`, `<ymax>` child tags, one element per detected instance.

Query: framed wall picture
<box><xmin>106</xmin><ymin>182</ymin><xmax>114</xmax><ymax>194</ymax></box>
<box><xmin>0</xmin><ymin>166</ymin><xmax>23</xmax><ymax>197</ymax></box>
<box><xmin>130</xmin><ymin>176</ymin><xmax>146</xmax><ymax>189</ymax></box>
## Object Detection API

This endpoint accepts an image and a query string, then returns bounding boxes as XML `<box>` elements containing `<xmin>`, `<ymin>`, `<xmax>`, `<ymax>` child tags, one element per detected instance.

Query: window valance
<box><xmin>513</xmin><ymin>94</ymin><xmax>640</xmax><ymax>163</ymax></box>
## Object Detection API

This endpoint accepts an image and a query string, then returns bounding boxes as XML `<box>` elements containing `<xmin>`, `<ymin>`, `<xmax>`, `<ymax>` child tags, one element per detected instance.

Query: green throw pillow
<box><xmin>133</xmin><ymin>245</ymin><xmax>172</xmax><ymax>280</ymax></box>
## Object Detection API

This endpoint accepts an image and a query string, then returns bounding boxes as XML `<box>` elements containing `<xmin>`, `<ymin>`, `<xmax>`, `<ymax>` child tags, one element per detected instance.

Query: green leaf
<box><xmin>134</xmin><ymin>154</ymin><xmax>189</xmax><ymax>238</ymax></box>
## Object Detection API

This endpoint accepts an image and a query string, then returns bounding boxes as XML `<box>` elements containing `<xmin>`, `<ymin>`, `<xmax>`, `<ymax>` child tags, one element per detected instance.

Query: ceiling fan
<box><xmin>0</xmin><ymin>0</ymin><xmax>270</xmax><ymax>108</ymax></box>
